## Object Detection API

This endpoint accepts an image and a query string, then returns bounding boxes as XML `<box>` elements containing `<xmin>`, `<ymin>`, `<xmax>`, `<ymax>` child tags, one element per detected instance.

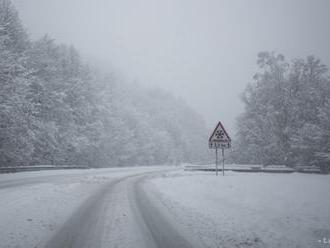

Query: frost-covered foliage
<box><xmin>233</xmin><ymin>52</ymin><xmax>330</xmax><ymax>172</ymax></box>
<box><xmin>0</xmin><ymin>0</ymin><xmax>209</xmax><ymax>167</ymax></box>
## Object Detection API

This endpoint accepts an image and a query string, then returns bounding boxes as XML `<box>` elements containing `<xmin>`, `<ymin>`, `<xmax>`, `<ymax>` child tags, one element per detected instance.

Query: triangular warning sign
<box><xmin>209</xmin><ymin>121</ymin><xmax>231</xmax><ymax>143</ymax></box>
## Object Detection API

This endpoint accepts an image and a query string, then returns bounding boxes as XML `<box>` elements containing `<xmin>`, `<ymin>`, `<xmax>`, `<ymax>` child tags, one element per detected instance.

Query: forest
<box><xmin>233</xmin><ymin>52</ymin><xmax>330</xmax><ymax>172</ymax></box>
<box><xmin>0</xmin><ymin>0</ymin><xmax>209</xmax><ymax>167</ymax></box>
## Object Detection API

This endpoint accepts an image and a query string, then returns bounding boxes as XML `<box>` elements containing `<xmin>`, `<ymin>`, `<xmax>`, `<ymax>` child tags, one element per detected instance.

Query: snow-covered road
<box><xmin>1</xmin><ymin>167</ymin><xmax>329</xmax><ymax>248</ymax></box>
<box><xmin>0</xmin><ymin>167</ymin><xmax>191</xmax><ymax>248</ymax></box>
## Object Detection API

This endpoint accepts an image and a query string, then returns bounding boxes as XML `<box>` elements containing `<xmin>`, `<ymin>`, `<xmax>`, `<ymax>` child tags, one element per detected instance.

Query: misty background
<box><xmin>1</xmin><ymin>0</ymin><xmax>330</xmax><ymax>169</ymax></box>
<box><xmin>11</xmin><ymin>0</ymin><xmax>330</xmax><ymax>132</ymax></box>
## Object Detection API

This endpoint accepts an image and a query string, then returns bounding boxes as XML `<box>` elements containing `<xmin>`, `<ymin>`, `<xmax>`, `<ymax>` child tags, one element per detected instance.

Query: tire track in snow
<box><xmin>130</xmin><ymin>174</ymin><xmax>192</xmax><ymax>248</ymax></box>
<box><xmin>44</xmin><ymin>170</ymin><xmax>193</xmax><ymax>248</ymax></box>
<box><xmin>44</xmin><ymin>174</ymin><xmax>135</xmax><ymax>248</ymax></box>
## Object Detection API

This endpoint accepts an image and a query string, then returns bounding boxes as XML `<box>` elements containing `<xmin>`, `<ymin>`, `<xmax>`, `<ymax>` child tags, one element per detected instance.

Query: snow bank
<box><xmin>149</xmin><ymin>171</ymin><xmax>330</xmax><ymax>248</ymax></box>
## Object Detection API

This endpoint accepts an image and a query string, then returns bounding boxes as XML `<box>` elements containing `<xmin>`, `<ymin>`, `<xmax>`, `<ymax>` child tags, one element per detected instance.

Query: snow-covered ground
<box><xmin>1</xmin><ymin>167</ymin><xmax>329</xmax><ymax>248</ymax></box>
<box><xmin>149</xmin><ymin>170</ymin><xmax>330</xmax><ymax>248</ymax></box>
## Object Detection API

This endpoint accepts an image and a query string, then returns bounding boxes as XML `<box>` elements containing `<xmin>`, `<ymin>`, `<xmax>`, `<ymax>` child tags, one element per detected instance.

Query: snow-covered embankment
<box><xmin>149</xmin><ymin>171</ymin><xmax>330</xmax><ymax>248</ymax></box>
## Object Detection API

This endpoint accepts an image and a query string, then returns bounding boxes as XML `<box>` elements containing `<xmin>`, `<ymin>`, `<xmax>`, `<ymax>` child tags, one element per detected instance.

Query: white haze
<box><xmin>12</xmin><ymin>0</ymin><xmax>330</xmax><ymax>133</ymax></box>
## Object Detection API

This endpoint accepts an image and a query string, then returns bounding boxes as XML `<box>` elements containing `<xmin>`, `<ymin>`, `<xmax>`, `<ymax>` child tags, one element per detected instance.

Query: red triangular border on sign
<box><xmin>209</xmin><ymin>121</ymin><xmax>231</xmax><ymax>142</ymax></box>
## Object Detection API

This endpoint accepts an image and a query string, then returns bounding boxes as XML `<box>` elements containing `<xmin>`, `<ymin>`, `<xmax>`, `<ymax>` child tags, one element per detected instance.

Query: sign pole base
<box><xmin>222</xmin><ymin>148</ymin><xmax>225</xmax><ymax>176</ymax></box>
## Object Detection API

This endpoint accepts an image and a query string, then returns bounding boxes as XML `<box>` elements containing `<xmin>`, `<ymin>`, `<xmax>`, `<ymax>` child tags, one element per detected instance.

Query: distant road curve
<box><xmin>44</xmin><ymin>169</ymin><xmax>193</xmax><ymax>248</ymax></box>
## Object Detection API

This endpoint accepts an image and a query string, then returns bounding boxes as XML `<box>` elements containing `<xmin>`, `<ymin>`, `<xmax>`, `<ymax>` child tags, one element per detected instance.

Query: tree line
<box><xmin>0</xmin><ymin>0</ymin><xmax>210</xmax><ymax>167</ymax></box>
<box><xmin>233</xmin><ymin>52</ymin><xmax>330</xmax><ymax>172</ymax></box>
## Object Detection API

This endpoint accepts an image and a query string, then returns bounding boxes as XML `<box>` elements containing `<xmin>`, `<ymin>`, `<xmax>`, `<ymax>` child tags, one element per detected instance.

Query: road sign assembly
<box><xmin>209</xmin><ymin>121</ymin><xmax>231</xmax><ymax>176</ymax></box>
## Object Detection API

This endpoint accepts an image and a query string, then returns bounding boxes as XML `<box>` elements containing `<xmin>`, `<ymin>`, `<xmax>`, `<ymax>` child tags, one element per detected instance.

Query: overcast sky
<box><xmin>12</xmin><ymin>0</ymin><xmax>330</xmax><ymax>133</ymax></box>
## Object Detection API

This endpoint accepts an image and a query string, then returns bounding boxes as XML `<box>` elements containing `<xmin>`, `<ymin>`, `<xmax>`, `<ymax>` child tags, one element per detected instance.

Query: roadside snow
<box><xmin>149</xmin><ymin>170</ymin><xmax>330</xmax><ymax>248</ymax></box>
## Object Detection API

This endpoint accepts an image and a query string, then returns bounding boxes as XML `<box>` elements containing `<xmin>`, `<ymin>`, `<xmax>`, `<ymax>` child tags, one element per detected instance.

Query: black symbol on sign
<box><xmin>215</xmin><ymin>130</ymin><xmax>224</xmax><ymax>139</ymax></box>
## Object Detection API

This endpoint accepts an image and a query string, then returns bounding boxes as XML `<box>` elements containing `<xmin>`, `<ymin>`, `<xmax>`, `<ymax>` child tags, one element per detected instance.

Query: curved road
<box><xmin>39</xmin><ymin>169</ymin><xmax>193</xmax><ymax>248</ymax></box>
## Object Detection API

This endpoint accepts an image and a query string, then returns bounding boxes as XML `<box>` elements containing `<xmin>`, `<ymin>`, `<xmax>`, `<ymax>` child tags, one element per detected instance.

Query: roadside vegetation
<box><xmin>233</xmin><ymin>52</ymin><xmax>330</xmax><ymax>172</ymax></box>
<box><xmin>0</xmin><ymin>0</ymin><xmax>209</xmax><ymax>167</ymax></box>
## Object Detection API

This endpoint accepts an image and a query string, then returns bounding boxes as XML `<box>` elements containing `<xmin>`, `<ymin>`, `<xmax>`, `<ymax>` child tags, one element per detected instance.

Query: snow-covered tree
<box><xmin>0</xmin><ymin>0</ymin><xmax>210</xmax><ymax>167</ymax></box>
<box><xmin>234</xmin><ymin>52</ymin><xmax>330</xmax><ymax>172</ymax></box>
<box><xmin>0</xmin><ymin>0</ymin><xmax>33</xmax><ymax>166</ymax></box>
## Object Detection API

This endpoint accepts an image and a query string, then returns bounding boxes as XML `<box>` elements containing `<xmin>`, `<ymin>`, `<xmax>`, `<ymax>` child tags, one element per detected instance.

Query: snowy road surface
<box><xmin>0</xmin><ymin>167</ymin><xmax>192</xmax><ymax>248</ymax></box>
<box><xmin>0</xmin><ymin>167</ymin><xmax>329</xmax><ymax>248</ymax></box>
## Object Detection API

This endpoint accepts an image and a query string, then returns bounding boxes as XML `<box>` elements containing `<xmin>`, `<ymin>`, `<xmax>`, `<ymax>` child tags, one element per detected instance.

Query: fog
<box><xmin>2</xmin><ymin>1</ymin><xmax>330</xmax><ymax>246</ymax></box>
<box><xmin>12</xmin><ymin>0</ymin><xmax>330</xmax><ymax>132</ymax></box>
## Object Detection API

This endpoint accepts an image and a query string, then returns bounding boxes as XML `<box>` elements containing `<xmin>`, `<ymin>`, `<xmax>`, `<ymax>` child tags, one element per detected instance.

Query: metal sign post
<box><xmin>215</xmin><ymin>148</ymin><xmax>218</xmax><ymax>176</ymax></box>
<box><xmin>222</xmin><ymin>147</ymin><xmax>225</xmax><ymax>176</ymax></box>
<box><xmin>208</xmin><ymin>121</ymin><xmax>231</xmax><ymax>176</ymax></box>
